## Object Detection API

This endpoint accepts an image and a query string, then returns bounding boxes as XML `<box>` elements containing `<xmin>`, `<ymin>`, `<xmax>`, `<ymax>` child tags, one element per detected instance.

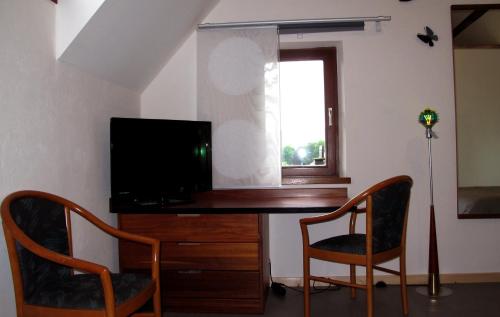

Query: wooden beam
<box><xmin>452</xmin><ymin>4</ymin><xmax>500</xmax><ymax>11</ymax></box>
<box><xmin>453</xmin><ymin>9</ymin><xmax>488</xmax><ymax>38</ymax></box>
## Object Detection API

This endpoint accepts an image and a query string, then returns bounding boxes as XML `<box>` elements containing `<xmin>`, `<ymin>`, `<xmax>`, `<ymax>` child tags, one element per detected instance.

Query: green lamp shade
<box><xmin>418</xmin><ymin>108</ymin><xmax>439</xmax><ymax>128</ymax></box>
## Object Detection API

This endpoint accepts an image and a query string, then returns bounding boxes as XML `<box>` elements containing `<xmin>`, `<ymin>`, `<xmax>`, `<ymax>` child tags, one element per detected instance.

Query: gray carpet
<box><xmin>165</xmin><ymin>283</ymin><xmax>500</xmax><ymax>317</ymax></box>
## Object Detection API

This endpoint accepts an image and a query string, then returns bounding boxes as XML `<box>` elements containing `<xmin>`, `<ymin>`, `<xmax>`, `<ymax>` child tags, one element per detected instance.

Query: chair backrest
<box><xmin>370</xmin><ymin>176</ymin><xmax>412</xmax><ymax>253</ymax></box>
<box><xmin>5</xmin><ymin>194</ymin><xmax>72</xmax><ymax>301</ymax></box>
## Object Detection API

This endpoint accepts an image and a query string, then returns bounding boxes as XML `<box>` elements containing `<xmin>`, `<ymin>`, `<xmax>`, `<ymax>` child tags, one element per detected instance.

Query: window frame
<box><xmin>280</xmin><ymin>47</ymin><xmax>348</xmax><ymax>185</ymax></box>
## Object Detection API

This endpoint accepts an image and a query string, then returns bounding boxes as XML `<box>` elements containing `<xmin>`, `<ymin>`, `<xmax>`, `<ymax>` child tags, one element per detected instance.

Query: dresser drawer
<box><xmin>164</xmin><ymin>270</ymin><xmax>261</xmax><ymax>299</ymax></box>
<box><xmin>118</xmin><ymin>214</ymin><xmax>260</xmax><ymax>242</ymax></box>
<box><xmin>120</xmin><ymin>241</ymin><xmax>260</xmax><ymax>270</ymax></box>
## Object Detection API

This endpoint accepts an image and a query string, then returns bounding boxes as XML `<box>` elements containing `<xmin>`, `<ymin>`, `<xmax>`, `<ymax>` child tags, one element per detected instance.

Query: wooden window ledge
<box><xmin>282</xmin><ymin>176</ymin><xmax>351</xmax><ymax>186</ymax></box>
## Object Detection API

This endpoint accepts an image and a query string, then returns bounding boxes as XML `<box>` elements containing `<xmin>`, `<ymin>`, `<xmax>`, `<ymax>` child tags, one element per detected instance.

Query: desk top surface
<box><xmin>112</xmin><ymin>188</ymin><xmax>349</xmax><ymax>214</ymax></box>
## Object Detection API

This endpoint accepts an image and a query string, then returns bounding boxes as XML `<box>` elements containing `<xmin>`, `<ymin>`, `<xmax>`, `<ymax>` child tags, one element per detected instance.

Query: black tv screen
<box><xmin>110</xmin><ymin>117</ymin><xmax>212</xmax><ymax>211</ymax></box>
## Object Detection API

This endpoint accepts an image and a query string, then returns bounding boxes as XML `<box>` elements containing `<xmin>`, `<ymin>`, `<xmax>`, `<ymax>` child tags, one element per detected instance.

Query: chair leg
<box><xmin>153</xmin><ymin>281</ymin><xmax>162</xmax><ymax>317</ymax></box>
<box><xmin>303</xmin><ymin>254</ymin><xmax>311</xmax><ymax>317</ymax></box>
<box><xmin>366</xmin><ymin>264</ymin><xmax>374</xmax><ymax>317</ymax></box>
<box><xmin>350</xmin><ymin>264</ymin><xmax>356</xmax><ymax>299</ymax></box>
<box><xmin>400</xmin><ymin>255</ymin><xmax>409</xmax><ymax>315</ymax></box>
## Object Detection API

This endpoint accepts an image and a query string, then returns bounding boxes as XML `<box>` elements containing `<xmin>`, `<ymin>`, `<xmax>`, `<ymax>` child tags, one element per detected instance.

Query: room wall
<box><xmin>142</xmin><ymin>0</ymin><xmax>500</xmax><ymax>280</ymax></box>
<box><xmin>0</xmin><ymin>1</ymin><xmax>140</xmax><ymax>316</ymax></box>
<box><xmin>141</xmin><ymin>32</ymin><xmax>199</xmax><ymax>120</ymax></box>
<box><xmin>455</xmin><ymin>49</ymin><xmax>500</xmax><ymax>187</ymax></box>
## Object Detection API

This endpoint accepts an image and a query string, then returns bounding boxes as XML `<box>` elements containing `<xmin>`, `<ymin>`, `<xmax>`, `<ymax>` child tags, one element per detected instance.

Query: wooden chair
<box><xmin>300</xmin><ymin>175</ymin><xmax>413</xmax><ymax>317</ymax></box>
<box><xmin>1</xmin><ymin>190</ymin><xmax>162</xmax><ymax>317</ymax></box>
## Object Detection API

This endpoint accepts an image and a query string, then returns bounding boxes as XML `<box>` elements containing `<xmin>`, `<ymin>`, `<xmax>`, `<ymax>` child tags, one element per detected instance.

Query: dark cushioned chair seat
<box><xmin>311</xmin><ymin>233</ymin><xmax>395</xmax><ymax>255</ymax></box>
<box><xmin>26</xmin><ymin>273</ymin><xmax>152</xmax><ymax>309</ymax></box>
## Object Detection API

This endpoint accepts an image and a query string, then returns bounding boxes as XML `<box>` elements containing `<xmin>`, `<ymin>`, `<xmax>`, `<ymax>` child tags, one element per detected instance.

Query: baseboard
<box><xmin>273</xmin><ymin>272</ymin><xmax>500</xmax><ymax>287</ymax></box>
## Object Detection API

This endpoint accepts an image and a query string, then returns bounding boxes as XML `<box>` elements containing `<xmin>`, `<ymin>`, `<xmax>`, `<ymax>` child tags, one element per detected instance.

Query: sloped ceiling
<box><xmin>452</xmin><ymin>9</ymin><xmax>500</xmax><ymax>46</ymax></box>
<box><xmin>58</xmin><ymin>0</ymin><xmax>218</xmax><ymax>92</ymax></box>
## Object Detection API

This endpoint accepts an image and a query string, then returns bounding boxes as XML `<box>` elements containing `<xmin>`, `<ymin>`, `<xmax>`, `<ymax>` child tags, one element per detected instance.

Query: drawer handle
<box><xmin>177</xmin><ymin>242</ymin><xmax>201</xmax><ymax>246</ymax></box>
<box><xmin>176</xmin><ymin>214</ymin><xmax>201</xmax><ymax>217</ymax></box>
<box><xmin>177</xmin><ymin>270</ymin><xmax>202</xmax><ymax>274</ymax></box>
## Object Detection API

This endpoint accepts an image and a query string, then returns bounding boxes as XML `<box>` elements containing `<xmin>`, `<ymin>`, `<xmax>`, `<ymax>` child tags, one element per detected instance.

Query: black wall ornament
<box><xmin>417</xmin><ymin>26</ymin><xmax>438</xmax><ymax>46</ymax></box>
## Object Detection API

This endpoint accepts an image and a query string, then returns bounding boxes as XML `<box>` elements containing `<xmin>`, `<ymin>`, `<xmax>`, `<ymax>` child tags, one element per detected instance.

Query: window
<box><xmin>280</xmin><ymin>47</ymin><xmax>348</xmax><ymax>184</ymax></box>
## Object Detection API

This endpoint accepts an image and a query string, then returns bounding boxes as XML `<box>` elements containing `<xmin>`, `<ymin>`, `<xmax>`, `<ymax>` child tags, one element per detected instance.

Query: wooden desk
<box><xmin>116</xmin><ymin>188</ymin><xmax>348</xmax><ymax>314</ymax></box>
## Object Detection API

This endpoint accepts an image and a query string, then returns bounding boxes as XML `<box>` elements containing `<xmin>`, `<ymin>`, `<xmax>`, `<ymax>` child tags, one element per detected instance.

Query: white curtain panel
<box><xmin>197</xmin><ymin>27</ymin><xmax>281</xmax><ymax>188</ymax></box>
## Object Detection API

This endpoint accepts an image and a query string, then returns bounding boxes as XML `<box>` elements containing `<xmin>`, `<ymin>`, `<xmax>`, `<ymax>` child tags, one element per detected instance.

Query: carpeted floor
<box><xmin>164</xmin><ymin>283</ymin><xmax>500</xmax><ymax>317</ymax></box>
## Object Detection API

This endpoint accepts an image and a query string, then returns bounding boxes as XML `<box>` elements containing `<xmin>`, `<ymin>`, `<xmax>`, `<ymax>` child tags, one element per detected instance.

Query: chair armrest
<box><xmin>99</xmin><ymin>269</ymin><xmax>116</xmax><ymax>317</ymax></box>
<box><xmin>68</xmin><ymin>206</ymin><xmax>161</xmax><ymax>279</ymax></box>
<box><xmin>300</xmin><ymin>199</ymin><xmax>358</xmax><ymax>247</ymax></box>
<box><xmin>69</xmin><ymin>206</ymin><xmax>157</xmax><ymax>245</ymax></box>
<box><xmin>299</xmin><ymin>199</ymin><xmax>359</xmax><ymax>226</ymax></box>
<box><xmin>299</xmin><ymin>192</ymin><xmax>367</xmax><ymax>246</ymax></box>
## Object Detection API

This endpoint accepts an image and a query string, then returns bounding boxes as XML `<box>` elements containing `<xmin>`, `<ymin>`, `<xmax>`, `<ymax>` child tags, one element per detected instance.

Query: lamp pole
<box><xmin>416</xmin><ymin>108</ymin><xmax>452</xmax><ymax>298</ymax></box>
<box><xmin>426</xmin><ymin>127</ymin><xmax>440</xmax><ymax>296</ymax></box>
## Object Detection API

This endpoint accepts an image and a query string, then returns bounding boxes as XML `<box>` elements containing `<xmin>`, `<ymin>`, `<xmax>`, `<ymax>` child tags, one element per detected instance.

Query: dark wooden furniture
<box><xmin>300</xmin><ymin>176</ymin><xmax>412</xmax><ymax>317</ymax></box>
<box><xmin>1</xmin><ymin>190</ymin><xmax>161</xmax><ymax>317</ymax></box>
<box><xmin>116</xmin><ymin>188</ymin><xmax>348</xmax><ymax>314</ymax></box>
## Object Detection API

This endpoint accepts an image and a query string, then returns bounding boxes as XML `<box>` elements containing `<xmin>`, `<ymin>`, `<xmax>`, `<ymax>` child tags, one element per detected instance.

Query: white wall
<box><xmin>0</xmin><ymin>0</ymin><xmax>140</xmax><ymax>316</ymax></box>
<box><xmin>455</xmin><ymin>49</ymin><xmax>500</xmax><ymax>187</ymax></box>
<box><xmin>143</xmin><ymin>0</ymin><xmax>500</xmax><ymax>279</ymax></box>
<box><xmin>141</xmin><ymin>32</ymin><xmax>198</xmax><ymax>119</ymax></box>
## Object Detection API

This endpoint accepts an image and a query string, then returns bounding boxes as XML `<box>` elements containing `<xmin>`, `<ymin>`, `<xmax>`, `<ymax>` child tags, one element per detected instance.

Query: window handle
<box><xmin>328</xmin><ymin>107</ymin><xmax>333</xmax><ymax>127</ymax></box>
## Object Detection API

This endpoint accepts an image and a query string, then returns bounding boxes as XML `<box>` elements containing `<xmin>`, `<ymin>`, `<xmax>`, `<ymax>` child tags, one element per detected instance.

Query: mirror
<box><xmin>453</xmin><ymin>4</ymin><xmax>500</xmax><ymax>218</ymax></box>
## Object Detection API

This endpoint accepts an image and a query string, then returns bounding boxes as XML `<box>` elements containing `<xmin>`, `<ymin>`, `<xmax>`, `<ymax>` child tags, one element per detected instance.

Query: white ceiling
<box><xmin>58</xmin><ymin>0</ymin><xmax>218</xmax><ymax>92</ymax></box>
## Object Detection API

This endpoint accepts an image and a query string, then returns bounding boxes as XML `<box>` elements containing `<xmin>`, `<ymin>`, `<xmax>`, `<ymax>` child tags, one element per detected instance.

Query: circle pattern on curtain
<box><xmin>208</xmin><ymin>37</ymin><xmax>265</xmax><ymax>96</ymax></box>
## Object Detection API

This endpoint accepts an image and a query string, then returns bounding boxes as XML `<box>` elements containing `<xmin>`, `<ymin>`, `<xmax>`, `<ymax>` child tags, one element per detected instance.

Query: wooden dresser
<box><xmin>115</xmin><ymin>188</ymin><xmax>347</xmax><ymax>313</ymax></box>
<box><xmin>118</xmin><ymin>213</ymin><xmax>269</xmax><ymax>313</ymax></box>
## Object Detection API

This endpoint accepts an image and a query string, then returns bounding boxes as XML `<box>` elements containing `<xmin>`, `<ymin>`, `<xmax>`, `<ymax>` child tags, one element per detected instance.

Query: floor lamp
<box><xmin>416</xmin><ymin>108</ymin><xmax>452</xmax><ymax>298</ymax></box>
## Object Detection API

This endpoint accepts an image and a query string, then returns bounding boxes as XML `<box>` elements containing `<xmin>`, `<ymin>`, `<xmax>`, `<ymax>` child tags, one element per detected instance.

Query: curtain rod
<box><xmin>198</xmin><ymin>16</ymin><xmax>391</xmax><ymax>30</ymax></box>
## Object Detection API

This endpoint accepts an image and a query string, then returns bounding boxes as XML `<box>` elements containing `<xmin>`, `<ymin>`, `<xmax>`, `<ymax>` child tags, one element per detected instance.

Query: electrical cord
<box><xmin>268</xmin><ymin>262</ymin><xmax>342</xmax><ymax>296</ymax></box>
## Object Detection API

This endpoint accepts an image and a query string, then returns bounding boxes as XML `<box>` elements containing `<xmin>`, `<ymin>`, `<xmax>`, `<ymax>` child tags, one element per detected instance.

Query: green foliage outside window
<box><xmin>282</xmin><ymin>140</ymin><xmax>325</xmax><ymax>166</ymax></box>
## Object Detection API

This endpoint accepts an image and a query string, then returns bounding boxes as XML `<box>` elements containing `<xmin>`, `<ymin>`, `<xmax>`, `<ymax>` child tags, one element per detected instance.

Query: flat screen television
<box><xmin>110</xmin><ymin>117</ymin><xmax>212</xmax><ymax>211</ymax></box>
